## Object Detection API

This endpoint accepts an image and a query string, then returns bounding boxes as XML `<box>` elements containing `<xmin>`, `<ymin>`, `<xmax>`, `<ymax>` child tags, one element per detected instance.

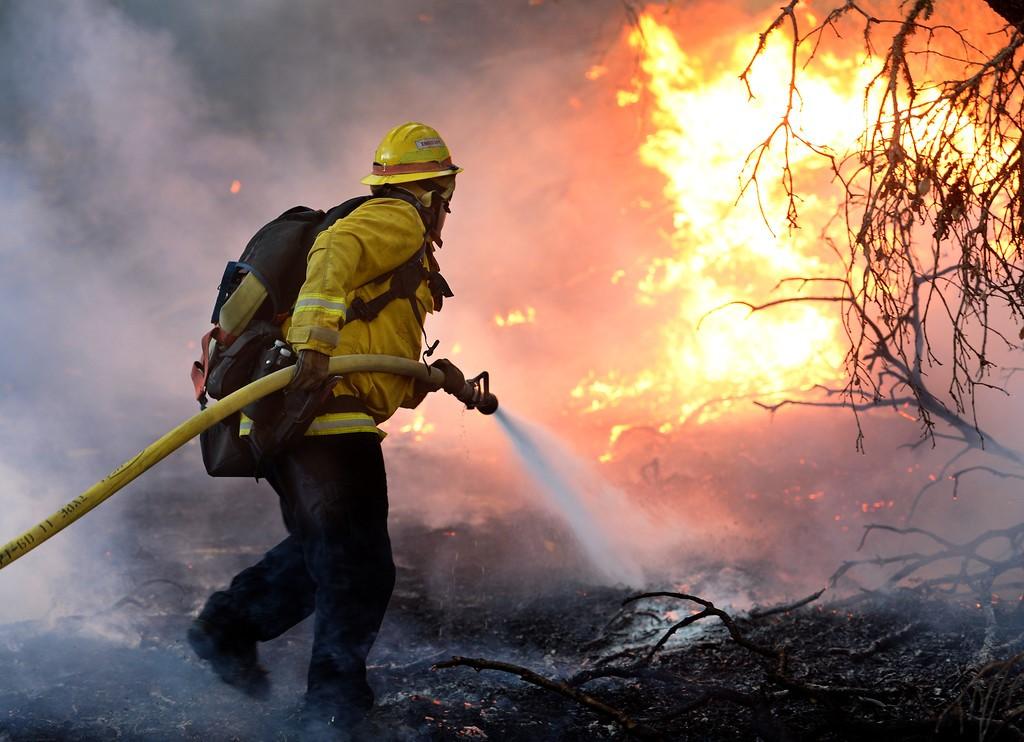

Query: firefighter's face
<box><xmin>432</xmin><ymin>176</ymin><xmax>455</xmax><ymax>236</ymax></box>
<box><xmin>434</xmin><ymin>204</ymin><xmax>448</xmax><ymax>236</ymax></box>
<box><xmin>435</xmin><ymin>175</ymin><xmax>456</xmax><ymax>208</ymax></box>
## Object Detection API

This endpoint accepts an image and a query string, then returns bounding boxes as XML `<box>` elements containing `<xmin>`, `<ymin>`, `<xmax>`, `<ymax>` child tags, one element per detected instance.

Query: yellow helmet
<box><xmin>360</xmin><ymin>122</ymin><xmax>463</xmax><ymax>186</ymax></box>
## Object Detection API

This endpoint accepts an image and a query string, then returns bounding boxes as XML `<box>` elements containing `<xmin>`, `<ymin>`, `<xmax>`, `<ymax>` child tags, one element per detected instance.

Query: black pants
<box><xmin>198</xmin><ymin>433</ymin><xmax>396</xmax><ymax>716</ymax></box>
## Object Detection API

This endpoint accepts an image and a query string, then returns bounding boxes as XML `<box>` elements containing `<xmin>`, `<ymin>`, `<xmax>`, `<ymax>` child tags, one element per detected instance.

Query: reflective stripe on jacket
<box><xmin>239</xmin><ymin>411</ymin><xmax>384</xmax><ymax>439</ymax></box>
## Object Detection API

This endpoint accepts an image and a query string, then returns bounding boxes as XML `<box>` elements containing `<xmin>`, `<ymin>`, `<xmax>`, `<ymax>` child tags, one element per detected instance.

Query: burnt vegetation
<box><xmin>429</xmin><ymin>523</ymin><xmax>1024</xmax><ymax>741</ymax></box>
<box><xmin>3</xmin><ymin>482</ymin><xmax>1023</xmax><ymax>741</ymax></box>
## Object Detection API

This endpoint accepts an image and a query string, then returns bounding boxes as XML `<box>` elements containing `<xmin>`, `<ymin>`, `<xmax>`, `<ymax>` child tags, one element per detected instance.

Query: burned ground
<box><xmin>0</xmin><ymin>466</ymin><xmax>1022</xmax><ymax>741</ymax></box>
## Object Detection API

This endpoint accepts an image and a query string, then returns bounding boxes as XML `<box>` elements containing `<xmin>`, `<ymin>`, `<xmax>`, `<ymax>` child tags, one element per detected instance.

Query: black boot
<box><xmin>187</xmin><ymin>617</ymin><xmax>270</xmax><ymax>699</ymax></box>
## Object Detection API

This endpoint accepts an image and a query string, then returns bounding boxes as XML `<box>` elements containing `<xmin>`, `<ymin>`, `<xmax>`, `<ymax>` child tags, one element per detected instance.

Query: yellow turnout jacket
<box><xmin>239</xmin><ymin>196</ymin><xmax>433</xmax><ymax>438</ymax></box>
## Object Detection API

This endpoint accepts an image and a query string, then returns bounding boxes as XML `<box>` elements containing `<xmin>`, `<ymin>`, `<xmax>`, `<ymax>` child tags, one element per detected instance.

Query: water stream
<box><xmin>494</xmin><ymin>409</ymin><xmax>645</xmax><ymax>586</ymax></box>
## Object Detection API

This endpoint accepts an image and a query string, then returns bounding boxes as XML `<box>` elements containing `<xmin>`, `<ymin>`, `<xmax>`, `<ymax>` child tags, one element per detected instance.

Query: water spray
<box><xmin>494</xmin><ymin>410</ymin><xmax>645</xmax><ymax>586</ymax></box>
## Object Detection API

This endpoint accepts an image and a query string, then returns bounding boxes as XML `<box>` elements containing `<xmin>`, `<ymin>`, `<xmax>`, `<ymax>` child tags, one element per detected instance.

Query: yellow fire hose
<box><xmin>0</xmin><ymin>354</ymin><xmax>445</xmax><ymax>572</ymax></box>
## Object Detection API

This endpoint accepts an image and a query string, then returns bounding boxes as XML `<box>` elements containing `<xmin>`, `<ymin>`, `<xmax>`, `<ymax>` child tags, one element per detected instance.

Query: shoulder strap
<box><xmin>346</xmin><ymin>246</ymin><xmax>429</xmax><ymax>324</ymax></box>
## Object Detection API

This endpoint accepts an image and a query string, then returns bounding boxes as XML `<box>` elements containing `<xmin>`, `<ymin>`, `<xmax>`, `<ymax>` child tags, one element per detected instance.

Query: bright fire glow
<box><xmin>495</xmin><ymin>306</ymin><xmax>537</xmax><ymax>327</ymax></box>
<box><xmin>574</xmin><ymin>12</ymin><xmax>884</xmax><ymax>427</ymax></box>
<box><xmin>399</xmin><ymin>414</ymin><xmax>435</xmax><ymax>441</ymax></box>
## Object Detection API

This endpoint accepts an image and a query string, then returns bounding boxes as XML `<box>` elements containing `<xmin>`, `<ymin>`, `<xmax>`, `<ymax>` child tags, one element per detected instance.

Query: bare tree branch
<box><xmin>432</xmin><ymin>655</ymin><xmax>663</xmax><ymax>740</ymax></box>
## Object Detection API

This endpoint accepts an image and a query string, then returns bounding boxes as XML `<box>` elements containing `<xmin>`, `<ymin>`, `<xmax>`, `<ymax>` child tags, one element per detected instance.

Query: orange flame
<box><xmin>576</xmin><ymin>5</ymin><xmax>1015</xmax><ymax>453</ymax></box>
<box><xmin>399</xmin><ymin>414</ymin><xmax>435</xmax><ymax>441</ymax></box>
<box><xmin>495</xmin><ymin>306</ymin><xmax>537</xmax><ymax>327</ymax></box>
<box><xmin>574</xmin><ymin>12</ymin><xmax>884</xmax><ymax>428</ymax></box>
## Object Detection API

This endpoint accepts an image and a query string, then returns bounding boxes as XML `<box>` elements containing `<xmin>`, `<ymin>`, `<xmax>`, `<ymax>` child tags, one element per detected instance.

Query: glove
<box><xmin>430</xmin><ymin>358</ymin><xmax>465</xmax><ymax>395</ymax></box>
<box><xmin>288</xmin><ymin>349</ymin><xmax>331</xmax><ymax>392</ymax></box>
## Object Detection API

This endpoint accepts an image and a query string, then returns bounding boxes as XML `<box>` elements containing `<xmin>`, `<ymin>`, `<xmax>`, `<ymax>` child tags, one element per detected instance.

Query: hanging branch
<box><xmin>736</xmin><ymin>0</ymin><xmax>1024</xmax><ymax>472</ymax></box>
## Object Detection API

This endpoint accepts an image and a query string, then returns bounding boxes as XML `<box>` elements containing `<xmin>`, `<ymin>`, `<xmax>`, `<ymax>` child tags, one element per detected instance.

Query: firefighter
<box><xmin>187</xmin><ymin>122</ymin><xmax>465</xmax><ymax>733</ymax></box>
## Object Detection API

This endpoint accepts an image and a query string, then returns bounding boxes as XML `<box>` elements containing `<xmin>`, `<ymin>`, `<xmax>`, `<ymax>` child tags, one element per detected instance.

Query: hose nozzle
<box><xmin>456</xmin><ymin>371</ymin><xmax>499</xmax><ymax>415</ymax></box>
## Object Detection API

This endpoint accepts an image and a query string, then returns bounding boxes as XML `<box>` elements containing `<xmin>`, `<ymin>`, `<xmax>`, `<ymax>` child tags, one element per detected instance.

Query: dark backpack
<box><xmin>214</xmin><ymin>196</ymin><xmax>372</xmax><ymax>328</ymax></box>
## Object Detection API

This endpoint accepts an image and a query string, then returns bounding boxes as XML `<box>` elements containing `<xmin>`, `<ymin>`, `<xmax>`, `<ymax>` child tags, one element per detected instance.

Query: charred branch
<box><xmin>829</xmin><ymin>620</ymin><xmax>923</xmax><ymax>659</ymax></box>
<box><xmin>831</xmin><ymin>522</ymin><xmax>1024</xmax><ymax>639</ymax></box>
<box><xmin>749</xmin><ymin>587</ymin><xmax>827</xmax><ymax>619</ymax></box>
<box><xmin>622</xmin><ymin>591</ymin><xmax>781</xmax><ymax>663</ymax></box>
<box><xmin>432</xmin><ymin>655</ymin><xmax>663</xmax><ymax>740</ymax></box>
